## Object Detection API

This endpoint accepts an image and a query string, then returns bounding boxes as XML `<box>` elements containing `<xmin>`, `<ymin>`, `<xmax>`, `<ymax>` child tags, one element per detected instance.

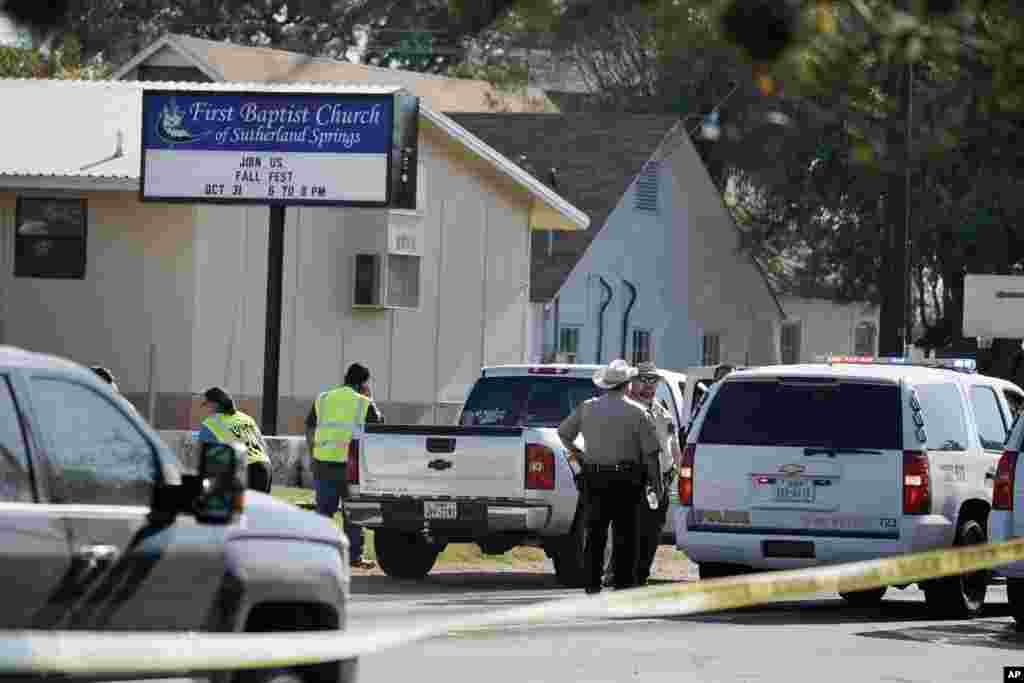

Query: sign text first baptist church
<box><xmin>140</xmin><ymin>86</ymin><xmax>419</xmax><ymax>208</ymax></box>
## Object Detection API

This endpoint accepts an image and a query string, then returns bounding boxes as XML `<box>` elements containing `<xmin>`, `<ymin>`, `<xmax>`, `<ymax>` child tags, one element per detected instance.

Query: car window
<box><xmin>459</xmin><ymin>377</ymin><xmax>603</xmax><ymax>428</ymax></box>
<box><xmin>31</xmin><ymin>377</ymin><xmax>158</xmax><ymax>505</ymax></box>
<box><xmin>914</xmin><ymin>383</ymin><xmax>969</xmax><ymax>451</ymax></box>
<box><xmin>655</xmin><ymin>379</ymin><xmax>679</xmax><ymax>425</ymax></box>
<box><xmin>0</xmin><ymin>376</ymin><xmax>33</xmax><ymax>503</ymax></box>
<box><xmin>698</xmin><ymin>379</ymin><xmax>901</xmax><ymax>449</ymax></box>
<box><xmin>970</xmin><ymin>385</ymin><xmax>1008</xmax><ymax>451</ymax></box>
<box><xmin>1004</xmin><ymin>389</ymin><xmax>1024</xmax><ymax>423</ymax></box>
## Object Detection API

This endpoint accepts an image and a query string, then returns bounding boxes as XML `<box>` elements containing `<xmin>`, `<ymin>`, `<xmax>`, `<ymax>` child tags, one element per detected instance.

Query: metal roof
<box><xmin>0</xmin><ymin>78</ymin><xmax>588</xmax><ymax>229</ymax></box>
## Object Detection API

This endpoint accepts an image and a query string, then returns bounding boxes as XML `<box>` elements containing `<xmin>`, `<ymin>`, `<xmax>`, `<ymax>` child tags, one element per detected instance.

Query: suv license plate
<box><xmin>424</xmin><ymin>501</ymin><xmax>458</xmax><ymax>520</ymax></box>
<box><xmin>776</xmin><ymin>480</ymin><xmax>815</xmax><ymax>503</ymax></box>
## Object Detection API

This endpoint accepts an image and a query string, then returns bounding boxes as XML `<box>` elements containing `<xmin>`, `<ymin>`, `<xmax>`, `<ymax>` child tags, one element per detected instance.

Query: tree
<box><xmin>0</xmin><ymin>32</ymin><xmax>112</xmax><ymax>79</ymax></box>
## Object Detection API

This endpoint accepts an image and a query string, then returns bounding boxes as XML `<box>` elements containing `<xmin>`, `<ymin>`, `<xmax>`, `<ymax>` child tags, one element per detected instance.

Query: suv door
<box><xmin>0</xmin><ymin>373</ymin><xmax>74</xmax><ymax>627</ymax></box>
<box><xmin>968</xmin><ymin>383</ymin><xmax>1010</xmax><ymax>495</ymax></box>
<box><xmin>25</xmin><ymin>373</ymin><xmax>228</xmax><ymax>631</ymax></box>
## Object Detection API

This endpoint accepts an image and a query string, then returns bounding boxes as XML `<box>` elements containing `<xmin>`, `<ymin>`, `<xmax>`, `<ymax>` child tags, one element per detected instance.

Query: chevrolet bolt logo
<box><xmin>428</xmin><ymin>459</ymin><xmax>453</xmax><ymax>471</ymax></box>
<box><xmin>779</xmin><ymin>464</ymin><xmax>805</xmax><ymax>477</ymax></box>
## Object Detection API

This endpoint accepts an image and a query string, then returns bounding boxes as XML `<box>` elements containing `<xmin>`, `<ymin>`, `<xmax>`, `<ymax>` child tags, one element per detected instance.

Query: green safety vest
<box><xmin>313</xmin><ymin>386</ymin><xmax>370</xmax><ymax>463</ymax></box>
<box><xmin>202</xmin><ymin>410</ymin><xmax>271</xmax><ymax>465</ymax></box>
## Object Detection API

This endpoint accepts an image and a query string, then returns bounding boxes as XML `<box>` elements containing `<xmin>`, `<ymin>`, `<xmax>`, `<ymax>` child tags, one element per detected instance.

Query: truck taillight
<box><xmin>994</xmin><ymin>450</ymin><xmax>1018</xmax><ymax>511</ymax></box>
<box><xmin>902</xmin><ymin>450</ymin><xmax>930</xmax><ymax>515</ymax></box>
<box><xmin>346</xmin><ymin>440</ymin><xmax>360</xmax><ymax>485</ymax></box>
<box><xmin>525</xmin><ymin>444</ymin><xmax>555</xmax><ymax>490</ymax></box>
<box><xmin>678</xmin><ymin>444</ymin><xmax>695</xmax><ymax>506</ymax></box>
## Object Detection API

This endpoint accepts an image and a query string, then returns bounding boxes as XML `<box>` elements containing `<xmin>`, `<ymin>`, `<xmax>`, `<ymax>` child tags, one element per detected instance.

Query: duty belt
<box><xmin>583</xmin><ymin>463</ymin><xmax>640</xmax><ymax>473</ymax></box>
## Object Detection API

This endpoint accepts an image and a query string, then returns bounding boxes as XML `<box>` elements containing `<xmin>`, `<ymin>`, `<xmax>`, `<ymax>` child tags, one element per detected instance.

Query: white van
<box><xmin>672</xmin><ymin>356</ymin><xmax>1024</xmax><ymax>617</ymax></box>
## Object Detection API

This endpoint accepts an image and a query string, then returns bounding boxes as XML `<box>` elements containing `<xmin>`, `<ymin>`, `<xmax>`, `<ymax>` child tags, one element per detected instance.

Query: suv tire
<box><xmin>374</xmin><ymin>530</ymin><xmax>443</xmax><ymax>580</ymax></box>
<box><xmin>923</xmin><ymin>518</ymin><xmax>989</xmax><ymax>619</ymax></box>
<box><xmin>1008</xmin><ymin>578</ymin><xmax>1024</xmax><ymax>630</ymax></box>
<box><xmin>839</xmin><ymin>587</ymin><xmax>887</xmax><ymax>606</ymax></box>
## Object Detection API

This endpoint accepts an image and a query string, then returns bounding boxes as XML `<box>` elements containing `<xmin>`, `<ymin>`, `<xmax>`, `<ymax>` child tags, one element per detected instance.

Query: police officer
<box><xmin>197</xmin><ymin>386</ymin><xmax>273</xmax><ymax>493</ymax></box>
<box><xmin>629</xmin><ymin>362</ymin><xmax>680</xmax><ymax>585</ymax></box>
<box><xmin>305</xmin><ymin>362</ymin><xmax>382</xmax><ymax>570</ymax></box>
<box><xmin>558</xmin><ymin>359</ymin><xmax>661</xmax><ymax>593</ymax></box>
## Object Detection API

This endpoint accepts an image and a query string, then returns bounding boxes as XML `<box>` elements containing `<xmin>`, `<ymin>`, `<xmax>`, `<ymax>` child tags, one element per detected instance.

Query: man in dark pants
<box><xmin>629</xmin><ymin>362</ymin><xmax>679</xmax><ymax>585</ymax></box>
<box><xmin>305</xmin><ymin>363</ymin><xmax>383</xmax><ymax>569</ymax></box>
<box><xmin>558</xmin><ymin>359</ymin><xmax>662</xmax><ymax>593</ymax></box>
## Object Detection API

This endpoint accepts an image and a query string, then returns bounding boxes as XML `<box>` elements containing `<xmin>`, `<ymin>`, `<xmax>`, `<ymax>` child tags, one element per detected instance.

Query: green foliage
<box><xmin>0</xmin><ymin>33</ymin><xmax>112</xmax><ymax>79</ymax></box>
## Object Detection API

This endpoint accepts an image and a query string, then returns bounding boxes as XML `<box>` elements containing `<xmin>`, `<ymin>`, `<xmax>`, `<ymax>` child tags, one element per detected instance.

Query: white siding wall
<box><xmin>0</xmin><ymin>191</ymin><xmax>195</xmax><ymax>394</ymax></box>
<box><xmin>549</xmin><ymin>131</ymin><xmax>782</xmax><ymax>373</ymax></box>
<box><xmin>779</xmin><ymin>296</ymin><xmax>880</xmax><ymax>362</ymax></box>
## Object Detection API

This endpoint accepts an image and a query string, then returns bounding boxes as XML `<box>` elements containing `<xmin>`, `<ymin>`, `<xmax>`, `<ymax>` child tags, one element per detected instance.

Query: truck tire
<box><xmin>375</xmin><ymin>530</ymin><xmax>443</xmax><ymax>580</ymax></box>
<box><xmin>1008</xmin><ymin>578</ymin><xmax>1024</xmax><ymax>630</ymax></box>
<box><xmin>241</xmin><ymin>661</ymin><xmax>357</xmax><ymax>683</ymax></box>
<box><xmin>551</xmin><ymin>505</ymin><xmax>588</xmax><ymax>588</ymax></box>
<box><xmin>241</xmin><ymin>669</ymin><xmax>305</xmax><ymax>683</ymax></box>
<box><xmin>923</xmin><ymin>518</ymin><xmax>989</xmax><ymax>618</ymax></box>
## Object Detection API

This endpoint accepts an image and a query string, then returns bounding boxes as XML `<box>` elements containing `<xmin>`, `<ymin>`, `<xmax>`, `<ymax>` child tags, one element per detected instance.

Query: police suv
<box><xmin>987</xmin><ymin>399</ymin><xmax>1024</xmax><ymax>627</ymax></box>
<box><xmin>672</xmin><ymin>355</ymin><xmax>1024</xmax><ymax>617</ymax></box>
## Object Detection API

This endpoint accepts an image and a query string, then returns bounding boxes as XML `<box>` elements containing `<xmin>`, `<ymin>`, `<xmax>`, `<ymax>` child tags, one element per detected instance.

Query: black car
<box><xmin>0</xmin><ymin>345</ymin><xmax>357</xmax><ymax>683</ymax></box>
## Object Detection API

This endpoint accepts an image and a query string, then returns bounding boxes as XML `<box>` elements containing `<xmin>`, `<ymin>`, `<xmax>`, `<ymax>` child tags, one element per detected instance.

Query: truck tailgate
<box><xmin>358</xmin><ymin>425</ymin><xmax>527</xmax><ymax>499</ymax></box>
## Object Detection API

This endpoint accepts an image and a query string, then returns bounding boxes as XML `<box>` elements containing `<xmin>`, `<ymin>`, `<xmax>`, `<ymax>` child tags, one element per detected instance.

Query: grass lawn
<box><xmin>272</xmin><ymin>486</ymin><xmax>547</xmax><ymax>566</ymax></box>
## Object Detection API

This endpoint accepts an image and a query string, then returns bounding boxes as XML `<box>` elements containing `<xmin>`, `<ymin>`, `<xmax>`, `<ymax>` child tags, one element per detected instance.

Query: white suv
<box><xmin>986</xmin><ymin>403</ymin><xmax>1024</xmax><ymax>627</ymax></box>
<box><xmin>672</xmin><ymin>356</ymin><xmax>1024</xmax><ymax>617</ymax></box>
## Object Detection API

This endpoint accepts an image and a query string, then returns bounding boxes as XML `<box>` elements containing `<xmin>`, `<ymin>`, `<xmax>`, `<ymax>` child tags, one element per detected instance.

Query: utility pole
<box><xmin>879</xmin><ymin>57</ymin><xmax>914</xmax><ymax>356</ymax></box>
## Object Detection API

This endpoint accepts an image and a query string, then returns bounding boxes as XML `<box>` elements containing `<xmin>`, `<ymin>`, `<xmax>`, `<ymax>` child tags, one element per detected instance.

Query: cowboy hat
<box><xmin>593</xmin><ymin>359</ymin><xmax>639</xmax><ymax>389</ymax></box>
<box><xmin>636</xmin><ymin>361</ymin><xmax>661</xmax><ymax>378</ymax></box>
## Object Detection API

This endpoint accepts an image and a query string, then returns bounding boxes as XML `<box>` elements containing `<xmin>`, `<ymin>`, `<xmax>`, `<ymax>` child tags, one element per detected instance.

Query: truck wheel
<box><xmin>923</xmin><ymin>518</ymin><xmax>989</xmax><ymax>619</ymax></box>
<box><xmin>241</xmin><ymin>662</ymin><xmax>357</xmax><ymax>683</ymax></box>
<box><xmin>1008</xmin><ymin>578</ymin><xmax>1024</xmax><ymax>630</ymax></box>
<box><xmin>839</xmin><ymin>587</ymin><xmax>887</xmax><ymax>606</ymax></box>
<box><xmin>239</xmin><ymin>668</ymin><xmax>304</xmax><ymax>683</ymax></box>
<box><xmin>551</xmin><ymin>506</ymin><xmax>588</xmax><ymax>588</ymax></box>
<box><xmin>374</xmin><ymin>530</ymin><xmax>442</xmax><ymax>580</ymax></box>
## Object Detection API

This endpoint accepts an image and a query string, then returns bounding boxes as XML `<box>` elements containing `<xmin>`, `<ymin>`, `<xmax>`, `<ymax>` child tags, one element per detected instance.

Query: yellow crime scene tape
<box><xmin>3</xmin><ymin>537</ymin><xmax>1024</xmax><ymax>675</ymax></box>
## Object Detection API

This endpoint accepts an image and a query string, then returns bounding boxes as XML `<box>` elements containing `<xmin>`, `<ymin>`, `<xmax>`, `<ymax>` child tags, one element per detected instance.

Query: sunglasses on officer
<box><xmin>635</xmin><ymin>376</ymin><xmax>659</xmax><ymax>385</ymax></box>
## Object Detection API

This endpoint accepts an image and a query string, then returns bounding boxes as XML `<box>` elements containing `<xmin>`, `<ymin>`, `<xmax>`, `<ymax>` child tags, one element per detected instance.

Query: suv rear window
<box><xmin>698</xmin><ymin>379</ymin><xmax>901</xmax><ymax>449</ymax></box>
<box><xmin>459</xmin><ymin>377</ymin><xmax>602</xmax><ymax>428</ymax></box>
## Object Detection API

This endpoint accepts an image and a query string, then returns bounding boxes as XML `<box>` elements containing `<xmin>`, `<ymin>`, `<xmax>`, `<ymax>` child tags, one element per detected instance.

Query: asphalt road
<box><xmin>350</xmin><ymin>567</ymin><xmax>1024</xmax><ymax>683</ymax></box>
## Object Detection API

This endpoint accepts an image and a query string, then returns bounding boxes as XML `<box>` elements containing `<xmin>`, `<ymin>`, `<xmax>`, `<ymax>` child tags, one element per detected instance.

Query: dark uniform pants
<box><xmin>635</xmin><ymin>493</ymin><xmax>669</xmax><ymax>583</ymax></box>
<box><xmin>247</xmin><ymin>462</ymin><xmax>273</xmax><ymax>493</ymax></box>
<box><xmin>583</xmin><ymin>469</ymin><xmax>642</xmax><ymax>591</ymax></box>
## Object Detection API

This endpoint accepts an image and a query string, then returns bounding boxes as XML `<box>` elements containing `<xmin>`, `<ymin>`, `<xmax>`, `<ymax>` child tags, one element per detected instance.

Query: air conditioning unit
<box><xmin>352</xmin><ymin>252</ymin><xmax>421</xmax><ymax>310</ymax></box>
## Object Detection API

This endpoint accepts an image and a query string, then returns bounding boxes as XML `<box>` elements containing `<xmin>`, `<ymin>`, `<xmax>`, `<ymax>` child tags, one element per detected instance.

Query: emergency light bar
<box><xmin>816</xmin><ymin>355</ymin><xmax>977</xmax><ymax>372</ymax></box>
<box><xmin>527</xmin><ymin>367</ymin><xmax>571</xmax><ymax>375</ymax></box>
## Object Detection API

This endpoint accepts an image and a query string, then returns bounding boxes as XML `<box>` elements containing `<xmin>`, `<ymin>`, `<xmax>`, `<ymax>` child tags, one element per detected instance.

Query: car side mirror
<box><xmin>194</xmin><ymin>442</ymin><xmax>247</xmax><ymax>525</ymax></box>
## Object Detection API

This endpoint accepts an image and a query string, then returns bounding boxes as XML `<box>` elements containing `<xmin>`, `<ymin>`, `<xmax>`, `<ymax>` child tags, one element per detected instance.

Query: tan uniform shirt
<box><xmin>557</xmin><ymin>392</ymin><xmax>661</xmax><ymax>469</ymax></box>
<box><xmin>646</xmin><ymin>400</ymin><xmax>679</xmax><ymax>499</ymax></box>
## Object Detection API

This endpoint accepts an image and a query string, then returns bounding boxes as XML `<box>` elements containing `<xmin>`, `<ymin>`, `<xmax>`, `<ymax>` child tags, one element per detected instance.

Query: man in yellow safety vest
<box><xmin>197</xmin><ymin>386</ymin><xmax>273</xmax><ymax>493</ymax></box>
<box><xmin>305</xmin><ymin>362</ymin><xmax>383</xmax><ymax>569</ymax></box>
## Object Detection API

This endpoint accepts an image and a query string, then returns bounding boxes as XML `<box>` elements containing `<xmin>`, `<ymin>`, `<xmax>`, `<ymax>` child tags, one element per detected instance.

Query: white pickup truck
<box><xmin>344</xmin><ymin>363</ymin><xmax>718</xmax><ymax>586</ymax></box>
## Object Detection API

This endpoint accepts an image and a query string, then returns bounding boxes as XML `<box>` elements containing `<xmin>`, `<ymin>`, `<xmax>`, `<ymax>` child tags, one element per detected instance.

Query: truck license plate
<box><xmin>424</xmin><ymin>501</ymin><xmax>458</xmax><ymax>520</ymax></box>
<box><xmin>775</xmin><ymin>479</ymin><xmax>815</xmax><ymax>503</ymax></box>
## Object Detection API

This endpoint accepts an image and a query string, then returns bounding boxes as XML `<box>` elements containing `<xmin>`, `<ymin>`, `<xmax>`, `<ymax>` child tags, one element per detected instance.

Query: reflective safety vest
<box><xmin>313</xmin><ymin>386</ymin><xmax>370</xmax><ymax>463</ymax></box>
<box><xmin>202</xmin><ymin>410</ymin><xmax>271</xmax><ymax>466</ymax></box>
